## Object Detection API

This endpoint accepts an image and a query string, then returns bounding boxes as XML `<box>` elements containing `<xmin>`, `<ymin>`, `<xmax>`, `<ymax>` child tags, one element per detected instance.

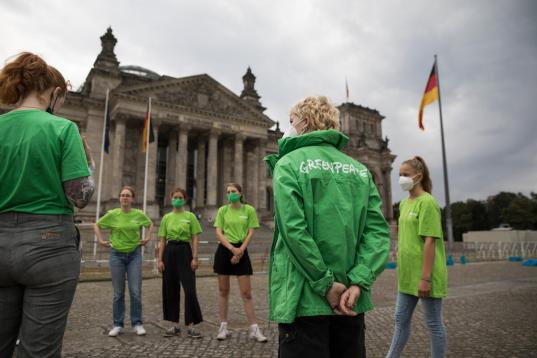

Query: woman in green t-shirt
<box><xmin>157</xmin><ymin>188</ymin><xmax>203</xmax><ymax>338</ymax></box>
<box><xmin>94</xmin><ymin>186</ymin><xmax>153</xmax><ymax>338</ymax></box>
<box><xmin>213</xmin><ymin>183</ymin><xmax>267</xmax><ymax>342</ymax></box>
<box><xmin>386</xmin><ymin>156</ymin><xmax>447</xmax><ymax>358</ymax></box>
<box><xmin>0</xmin><ymin>52</ymin><xmax>95</xmax><ymax>358</ymax></box>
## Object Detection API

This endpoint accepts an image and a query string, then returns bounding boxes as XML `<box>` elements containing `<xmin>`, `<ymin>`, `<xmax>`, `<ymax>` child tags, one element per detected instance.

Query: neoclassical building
<box><xmin>1</xmin><ymin>28</ymin><xmax>396</xmax><ymax>222</ymax></box>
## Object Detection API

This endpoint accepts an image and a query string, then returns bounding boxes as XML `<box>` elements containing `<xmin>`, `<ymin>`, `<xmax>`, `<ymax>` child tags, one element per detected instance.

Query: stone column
<box><xmin>165</xmin><ymin>131</ymin><xmax>178</xmax><ymax>205</ymax></box>
<box><xmin>206</xmin><ymin>130</ymin><xmax>219</xmax><ymax>208</ymax></box>
<box><xmin>175</xmin><ymin>125</ymin><xmax>189</xmax><ymax>190</ymax></box>
<box><xmin>233</xmin><ymin>133</ymin><xmax>244</xmax><ymax>183</ymax></box>
<box><xmin>221</xmin><ymin>138</ymin><xmax>233</xmax><ymax>190</ymax></box>
<box><xmin>147</xmin><ymin>121</ymin><xmax>159</xmax><ymax>202</ymax></box>
<box><xmin>79</xmin><ymin>108</ymin><xmax>104</xmax><ymax>220</ymax></box>
<box><xmin>257</xmin><ymin>139</ymin><xmax>267</xmax><ymax>211</ymax></box>
<box><xmin>383</xmin><ymin>168</ymin><xmax>393</xmax><ymax>220</ymax></box>
<box><xmin>246</xmin><ymin>140</ymin><xmax>259</xmax><ymax>208</ymax></box>
<box><xmin>110</xmin><ymin>117</ymin><xmax>126</xmax><ymax>199</ymax></box>
<box><xmin>195</xmin><ymin>137</ymin><xmax>206</xmax><ymax>209</ymax></box>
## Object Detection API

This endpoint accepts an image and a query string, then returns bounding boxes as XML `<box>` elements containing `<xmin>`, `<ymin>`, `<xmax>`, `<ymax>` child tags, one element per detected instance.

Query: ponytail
<box><xmin>402</xmin><ymin>156</ymin><xmax>433</xmax><ymax>194</ymax></box>
<box><xmin>0</xmin><ymin>52</ymin><xmax>68</xmax><ymax>105</ymax></box>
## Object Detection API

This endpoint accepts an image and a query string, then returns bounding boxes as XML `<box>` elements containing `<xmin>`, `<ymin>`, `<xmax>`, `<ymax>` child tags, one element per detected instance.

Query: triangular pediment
<box><xmin>117</xmin><ymin>74</ymin><xmax>273</xmax><ymax>127</ymax></box>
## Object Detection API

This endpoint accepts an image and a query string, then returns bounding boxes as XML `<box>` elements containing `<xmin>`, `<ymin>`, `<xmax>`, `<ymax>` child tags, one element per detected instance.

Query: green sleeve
<box><xmin>96</xmin><ymin>210</ymin><xmax>115</xmax><ymax>229</ymax></box>
<box><xmin>419</xmin><ymin>198</ymin><xmax>443</xmax><ymax>239</ymax></box>
<box><xmin>60</xmin><ymin>122</ymin><xmax>90</xmax><ymax>182</ymax></box>
<box><xmin>158</xmin><ymin>215</ymin><xmax>168</xmax><ymax>238</ymax></box>
<box><xmin>138</xmin><ymin>211</ymin><xmax>152</xmax><ymax>228</ymax></box>
<box><xmin>247</xmin><ymin>205</ymin><xmax>260</xmax><ymax>229</ymax></box>
<box><xmin>347</xmin><ymin>172</ymin><xmax>390</xmax><ymax>291</ymax></box>
<box><xmin>190</xmin><ymin>212</ymin><xmax>202</xmax><ymax>235</ymax></box>
<box><xmin>273</xmin><ymin>161</ymin><xmax>334</xmax><ymax>297</ymax></box>
<box><xmin>214</xmin><ymin>207</ymin><xmax>225</xmax><ymax>228</ymax></box>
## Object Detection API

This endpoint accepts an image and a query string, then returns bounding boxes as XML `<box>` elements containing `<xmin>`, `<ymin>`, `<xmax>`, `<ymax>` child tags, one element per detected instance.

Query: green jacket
<box><xmin>264</xmin><ymin>130</ymin><xmax>390</xmax><ymax>323</ymax></box>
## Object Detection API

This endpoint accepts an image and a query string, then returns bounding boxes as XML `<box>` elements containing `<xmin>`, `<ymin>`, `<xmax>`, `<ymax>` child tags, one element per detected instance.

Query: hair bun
<box><xmin>0</xmin><ymin>52</ymin><xmax>67</xmax><ymax>105</ymax></box>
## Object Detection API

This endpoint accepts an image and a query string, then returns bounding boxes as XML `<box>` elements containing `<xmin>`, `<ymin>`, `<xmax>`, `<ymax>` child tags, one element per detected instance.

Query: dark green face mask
<box><xmin>227</xmin><ymin>192</ymin><xmax>241</xmax><ymax>203</ymax></box>
<box><xmin>171</xmin><ymin>198</ymin><xmax>185</xmax><ymax>208</ymax></box>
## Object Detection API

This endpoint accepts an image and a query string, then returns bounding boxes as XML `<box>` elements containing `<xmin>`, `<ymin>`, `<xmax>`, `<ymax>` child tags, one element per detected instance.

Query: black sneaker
<box><xmin>187</xmin><ymin>328</ymin><xmax>202</xmax><ymax>339</ymax></box>
<box><xmin>164</xmin><ymin>326</ymin><xmax>181</xmax><ymax>337</ymax></box>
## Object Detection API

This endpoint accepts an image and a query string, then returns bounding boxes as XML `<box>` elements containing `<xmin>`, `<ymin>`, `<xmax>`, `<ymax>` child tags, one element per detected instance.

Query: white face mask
<box><xmin>282</xmin><ymin>118</ymin><xmax>305</xmax><ymax>138</ymax></box>
<box><xmin>399</xmin><ymin>176</ymin><xmax>415</xmax><ymax>191</ymax></box>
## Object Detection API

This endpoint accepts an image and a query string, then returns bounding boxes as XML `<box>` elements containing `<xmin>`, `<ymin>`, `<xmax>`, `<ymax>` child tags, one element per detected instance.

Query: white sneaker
<box><xmin>216</xmin><ymin>325</ymin><xmax>230</xmax><ymax>340</ymax></box>
<box><xmin>134</xmin><ymin>325</ymin><xmax>146</xmax><ymax>336</ymax></box>
<box><xmin>108</xmin><ymin>326</ymin><xmax>123</xmax><ymax>337</ymax></box>
<box><xmin>249</xmin><ymin>325</ymin><xmax>268</xmax><ymax>342</ymax></box>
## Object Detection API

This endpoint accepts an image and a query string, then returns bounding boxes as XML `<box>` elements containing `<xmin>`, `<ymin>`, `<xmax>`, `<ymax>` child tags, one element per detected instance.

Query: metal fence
<box><xmin>78</xmin><ymin>223</ymin><xmax>537</xmax><ymax>272</ymax></box>
<box><xmin>388</xmin><ymin>240</ymin><xmax>537</xmax><ymax>263</ymax></box>
<box><xmin>77</xmin><ymin>224</ymin><xmax>272</xmax><ymax>273</ymax></box>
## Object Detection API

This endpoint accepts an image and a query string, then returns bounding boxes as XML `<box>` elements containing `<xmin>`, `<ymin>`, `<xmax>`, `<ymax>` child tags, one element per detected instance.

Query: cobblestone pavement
<box><xmin>60</xmin><ymin>261</ymin><xmax>537</xmax><ymax>357</ymax></box>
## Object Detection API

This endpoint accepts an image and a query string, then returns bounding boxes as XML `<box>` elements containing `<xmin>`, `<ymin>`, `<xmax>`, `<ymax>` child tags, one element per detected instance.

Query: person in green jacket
<box><xmin>386</xmin><ymin>156</ymin><xmax>447</xmax><ymax>358</ymax></box>
<box><xmin>265</xmin><ymin>96</ymin><xmax>390</xmax><ymax>358</ymax></box>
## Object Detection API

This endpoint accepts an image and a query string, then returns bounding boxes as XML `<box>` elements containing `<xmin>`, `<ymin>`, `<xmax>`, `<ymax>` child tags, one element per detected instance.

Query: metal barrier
<box><xmin>77</xmin><ymin>224</ymin><xmax>272</xmax><ymax>273</ymax></box>
<box><xmin>388</xmin><ymin>240</ymin><xmax>537</xmax><ymax>263</ymax></box>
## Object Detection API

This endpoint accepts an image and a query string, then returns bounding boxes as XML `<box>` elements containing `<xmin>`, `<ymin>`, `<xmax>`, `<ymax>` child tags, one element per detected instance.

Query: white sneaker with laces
<box><xmin>108</xmin><ymin>326</ymin><xmax>123</xmax><ymax>337</ymax></box>
<box><xmin>216</xmin><ymin>325</ymin><xmax>230</xmax><ymax>340</ymax></box>
<box><xmin>134</xmin><ymin>325</ymin><xmax>146</xmax><ymax>336</ymax></box>
<box><xmin>249</xmin><ymin>325</ymin><xmax>268</xmax><ymax>342</ymax></box>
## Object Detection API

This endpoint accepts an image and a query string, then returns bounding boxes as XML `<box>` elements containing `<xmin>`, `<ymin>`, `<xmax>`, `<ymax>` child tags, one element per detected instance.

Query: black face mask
<box><xmin>46</xmin><ymin>93</ymin><xmax>58</xmax><ymax>114</ymax></box>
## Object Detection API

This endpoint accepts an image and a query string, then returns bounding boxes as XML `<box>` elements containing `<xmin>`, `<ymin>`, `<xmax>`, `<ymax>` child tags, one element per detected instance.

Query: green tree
<box><xmin>486</xmin><ymin>192</ymin><xmax>517</xmax><ymax>228</ymax></box>
<box><xmin>502</xmin><ymin>194</ymin><xmax>536</xmax><ymax>229</ymax></box>
<box><xmin>450</xmin><ymin>199</ymin><xmax>488</xmax><ymax>241</ymax></box>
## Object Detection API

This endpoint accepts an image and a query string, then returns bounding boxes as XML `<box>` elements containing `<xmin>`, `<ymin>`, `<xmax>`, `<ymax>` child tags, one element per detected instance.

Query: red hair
<box><xmin>0</xmin><ymin>52</ymin><xmax>68</xmax><ymax>105</ymax></box>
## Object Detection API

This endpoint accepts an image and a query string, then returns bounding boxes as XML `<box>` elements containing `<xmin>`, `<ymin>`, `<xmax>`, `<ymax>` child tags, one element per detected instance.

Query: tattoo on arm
<box><xmin>63</xmin><ymin>175</ymin><xmax>95</xmax><ymax>209</ymax></box>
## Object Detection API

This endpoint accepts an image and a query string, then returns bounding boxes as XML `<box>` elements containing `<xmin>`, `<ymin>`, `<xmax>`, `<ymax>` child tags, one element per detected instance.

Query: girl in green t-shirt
<box><xmin>213</xmin><ymin>183</ymin><xmax>267</xmax><ymax>342</ymax></box>
<box><xmin>94</xmin><ymin>186</ymin><xmax>153</xmax><ymax>338</ymax></box>
<box><xmin>387</xmin><ymin>156</ymin><xmax>447</xmax><ymax>358</ymax></box>
<box><xmin>157</xmin><ymin>188</ymin><xmax>203</xmax><ymax>338</ymax></box>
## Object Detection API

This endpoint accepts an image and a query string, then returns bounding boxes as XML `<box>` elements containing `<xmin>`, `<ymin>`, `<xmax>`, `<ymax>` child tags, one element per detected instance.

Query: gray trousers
<box><xmin>0</xmin><ymin>213</ymin><xmax>80</xmax><ymax>358</ymax></box>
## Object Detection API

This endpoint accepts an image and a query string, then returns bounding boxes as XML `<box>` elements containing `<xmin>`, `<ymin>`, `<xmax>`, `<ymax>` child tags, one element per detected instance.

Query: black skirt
<box><xmin>213</xmin><ymin>242</ymin><xmax>253</xmax><ymax>276</ymax></box>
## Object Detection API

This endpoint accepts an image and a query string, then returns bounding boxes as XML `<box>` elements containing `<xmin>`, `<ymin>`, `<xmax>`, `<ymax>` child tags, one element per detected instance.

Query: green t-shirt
<box><xmin>0</xmin><ymin>110</ymin><xmax>90</xmax><ymax>214</ymax></box>
<box><xmin>158</xmin><ymin>210</ymin><xmax>202</xmax><ymax>242</ymax></box>
<box><xmin>97</xmin><ymin>208</ymin><xmax>152</xmax><ymax>253</ymax></box>
<box><xmin>397</xmin><ymin>192</ymin><xmax>447</xmax><ymax>298</ymax></box>
<box><xmin>214</xmin><ymin>204</ymin><xmax>259</xmax><ymax>244</ymax></box>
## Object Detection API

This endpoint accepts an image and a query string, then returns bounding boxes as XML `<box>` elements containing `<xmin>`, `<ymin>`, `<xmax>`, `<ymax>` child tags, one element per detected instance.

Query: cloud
<box><xmin>1</xmin><ymin>0</ymin><xmax>535</xmax><ymax>206</ymax></box>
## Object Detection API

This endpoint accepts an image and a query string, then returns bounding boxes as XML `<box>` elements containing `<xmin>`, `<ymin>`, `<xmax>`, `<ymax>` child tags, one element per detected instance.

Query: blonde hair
<box><xmin>290</xmin><ymin>96</ymin><xmax>340</xmax><ymax>133</ymax></box>
<box><xmin>402</xmin><ymin>156</ymin><xmax>433</xmax><ymax>194</ymax></box>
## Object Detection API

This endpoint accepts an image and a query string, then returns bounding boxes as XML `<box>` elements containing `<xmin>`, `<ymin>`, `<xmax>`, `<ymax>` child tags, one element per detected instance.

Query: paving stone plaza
<box><xmin>58</xmin><ymin>261</ymin><xmax>537</xmax><ymax>357</ymax></box>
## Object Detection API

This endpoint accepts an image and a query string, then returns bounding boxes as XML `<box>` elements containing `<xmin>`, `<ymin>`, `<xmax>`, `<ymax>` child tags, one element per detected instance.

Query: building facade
<box><xmin>1</xmin><ymin>28</ymin><xmax>396</xmax><ymax>222</ymax></box>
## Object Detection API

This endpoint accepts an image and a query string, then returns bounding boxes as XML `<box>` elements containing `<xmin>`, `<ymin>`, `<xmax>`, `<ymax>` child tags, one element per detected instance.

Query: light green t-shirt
<box><xmin>214</xmin><ymin>204</ymin><xmax>259</xmax><ymax>244</ymax></box>
<box><xmin>158</xmin><ymin>210</ymin><xmax>202</xmax><ymax>242</ymax></box>
<box><xmin>397</xmin><ymin>192</ymin><xmax>447</xmax><ymax>298</ymax></box>
<box><xmin>97</xmin><ymin>208</ymin><xmax>152</xmax><ymax>253</ymax></box>
<box><xmin>0</xmin><ymin>110</ymin><xmax>90</xmax><ymax>214</ymax></box>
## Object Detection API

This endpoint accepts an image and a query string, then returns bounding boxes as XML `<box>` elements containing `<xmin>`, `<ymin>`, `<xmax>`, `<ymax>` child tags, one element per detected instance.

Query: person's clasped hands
<box><xmin>230</xmin><ymin>246</ymin><xmax>243</xmax><ymax>265</ymax></box>
<box><xmin>326</xmin><ymin>282</ymin><xmax>362</xmax><ymax>316</ymax></box>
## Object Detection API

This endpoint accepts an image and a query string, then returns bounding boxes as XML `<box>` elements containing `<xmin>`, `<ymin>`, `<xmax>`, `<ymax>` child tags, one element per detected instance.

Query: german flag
<box><xmin>418</xmin><ymin>61</ymin><xmax>439</xmax><ymax>130</ymax></box>
<box><xmin>142</xmin><ymin>99</ymin><xmax>154</xmax><ymax>152</ymax></box>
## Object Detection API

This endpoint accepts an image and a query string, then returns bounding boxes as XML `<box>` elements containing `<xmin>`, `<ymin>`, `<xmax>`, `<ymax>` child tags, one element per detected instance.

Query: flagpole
<box><xmin>345</xmin><ymin>77</ymin><xmax>349</xmax><ymax>102</ymax></box>
<box><xmin>142</xmin><ymin>97</ymin><xmax>152</xmax><ymax>257</ymax></box>
<box><xmin>434</xmin><ymin>54</ymin><xmax>455</xmax><ymax>259</ymax></box>
<box><xmin>94</xmin><ymin>88</ymin><xmax>110</xmax><ymax>257</ymax></box>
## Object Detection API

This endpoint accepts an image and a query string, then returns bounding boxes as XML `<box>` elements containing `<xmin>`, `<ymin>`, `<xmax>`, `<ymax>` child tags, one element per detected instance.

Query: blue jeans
<box><xmin>109</xmin><ymin>247</ymin><xmax>143</xmax><ymax>327</ymax></box>
<box><xmin>386</xmin><ymin>292</ymin><xmax>446</xmax><ymax>358</ymax></box>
